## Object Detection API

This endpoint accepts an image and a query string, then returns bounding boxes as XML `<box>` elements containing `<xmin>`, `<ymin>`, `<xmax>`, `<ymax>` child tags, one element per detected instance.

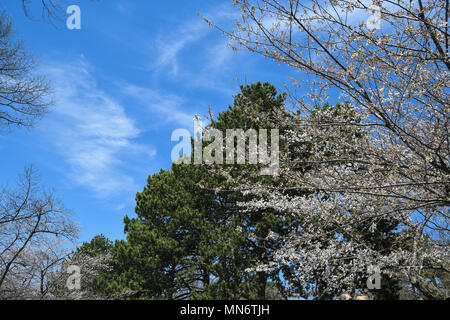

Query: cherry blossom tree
<box><xmin>203</xmin><ymin>0</ymin><xmax>449</xmax><ymax>299</ymax></box>
<box><xmin>46</xmin><ymin>251</ymin><xmax>112</xmax><ymax>300</ymax></box>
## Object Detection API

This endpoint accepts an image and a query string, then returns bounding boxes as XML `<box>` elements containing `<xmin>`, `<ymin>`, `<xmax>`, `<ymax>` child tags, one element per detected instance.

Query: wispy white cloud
<box><xmin>42</xmin><ymin>57</ymin><xmax>156</xmax><ymax>197</ymax></box>
<box><xmin>115</xmin><ymin>3</ymin><xmax>134</xmax><ymax>17</ymax></box>
<box><xmin>148</xmin><ymin>4</ymin><xmax>242</xmax><ymax>88</ymax></box>
<box><xmin>204</xmin><ymin>39</ymin><xmax>234</xmax><ymax>73</ymax></box>
<box><xmin>120</xmin><ymin>84</ymin><xmax>195</xmax><ymax>130</ymax></box>
<box><xmin>150</xmin><ymin>19</ymin><xmax>210</xmax><ymax>77</ymax></box>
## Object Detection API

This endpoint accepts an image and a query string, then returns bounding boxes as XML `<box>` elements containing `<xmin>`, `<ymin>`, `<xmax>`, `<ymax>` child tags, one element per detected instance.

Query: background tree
<box><xmin>47</xmin><ymin>234</ymin><xmax>112</xmax><ymax>300</ymax></box>
<box><xmin>0</xmin><ymin>166</ymin><xmax>78</xmax><ymax>299</ymax></box>
<box><xmin>91</xmin><ymin>164</ymin><xmax>237</xmax><ymax>299</ymax></box>
<box><xmin>94</xmin><ymin>162</ymin><xmax>264</xmax><ymax>300</ymax></box>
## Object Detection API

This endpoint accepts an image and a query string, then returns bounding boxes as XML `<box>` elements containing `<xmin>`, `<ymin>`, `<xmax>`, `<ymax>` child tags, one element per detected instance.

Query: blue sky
<box><xmin>0</xmin><ymin>0</ymin><xmax>304</xmax><ymax>244</ymax></box>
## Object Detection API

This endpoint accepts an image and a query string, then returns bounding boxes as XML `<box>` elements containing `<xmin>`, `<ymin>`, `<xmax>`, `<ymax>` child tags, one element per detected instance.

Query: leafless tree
<box><xmin>46</xmin><ymin>251</ymin><xmax>112</xmax><ymax>300</ymax></box>
<box><xmin>20</xmin><ymin>0</ymin><xmax>66</xmax><ymax>22</ymax></box>
<box><xmin>0</xmin><ymin>11</ymin><xmax>52</xmax><ymax>131</ymax></box>
<box><xmin>20</xmin><ymin>0</ymin><xmax>100</xmax><ymax>23</ymax></box>
<box><xmin>0</xmin><ymin>165</ymin><xmax>78</xmax><ymax>299</ymax></box>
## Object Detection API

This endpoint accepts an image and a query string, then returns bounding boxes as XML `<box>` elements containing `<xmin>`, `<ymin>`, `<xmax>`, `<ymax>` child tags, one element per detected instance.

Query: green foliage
<box><xmin>91</xmin><ymin>82</ymin><xmax>296</xmax><ymax>300</ymax></box>
<box><xmin>97</xmin><ymin>164</ymin><xmax>255</xmax><ymax>299</ymax></box>
<box><xmin>76</xmin><ymin>234</ymin><xmax>112</xmax><ymax>257</ymax></box>
<box><xmin>86</xmin><ymin>83</ymin><xmax>416</xmax><ymax>300</ymax></box>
